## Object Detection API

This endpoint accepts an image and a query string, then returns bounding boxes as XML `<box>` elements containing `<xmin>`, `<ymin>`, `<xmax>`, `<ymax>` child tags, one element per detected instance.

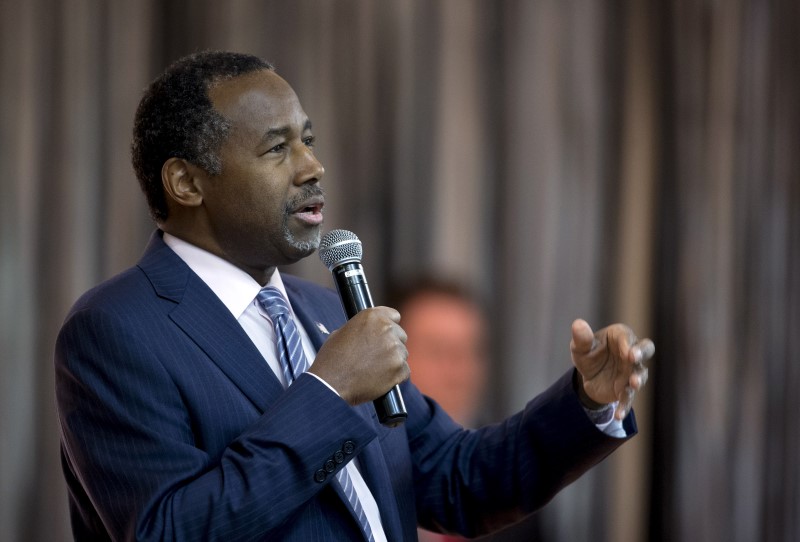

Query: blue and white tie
<box><xmin>256</xmin><ymin>286</ymin><xmax>375</xmax><ymax>542</ymax></box>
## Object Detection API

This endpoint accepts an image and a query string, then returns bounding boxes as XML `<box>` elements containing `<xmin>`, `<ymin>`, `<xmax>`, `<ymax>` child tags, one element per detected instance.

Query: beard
<box><xmin>281</xmin><ymin>184</ymin><xmax>324</xmax><ymax>254</ymax></box>
<box><xmin>282</xmin><ymin>223</ymin><xmax>321</xmax><ymax>254</ymax></box>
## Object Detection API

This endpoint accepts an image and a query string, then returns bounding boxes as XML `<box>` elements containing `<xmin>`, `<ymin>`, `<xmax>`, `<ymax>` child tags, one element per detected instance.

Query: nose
<box><xmin>295</xmin><ymin>144</ymin><xmax>325</xmax><ymax>185</ymax></box>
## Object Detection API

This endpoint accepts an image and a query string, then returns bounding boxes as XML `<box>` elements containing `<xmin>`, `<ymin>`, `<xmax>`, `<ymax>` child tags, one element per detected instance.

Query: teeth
<box><xmin>294</xmin><ymin>202</ymin><xmax>321</xmax><ymax>213</ymax></box>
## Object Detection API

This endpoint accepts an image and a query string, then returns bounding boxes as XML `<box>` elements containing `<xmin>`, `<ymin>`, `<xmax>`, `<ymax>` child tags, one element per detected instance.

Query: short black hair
<box><xmin>131</xmin><ymin>51</ymin><xmax>274</xmax><ymax>222</ymax></box>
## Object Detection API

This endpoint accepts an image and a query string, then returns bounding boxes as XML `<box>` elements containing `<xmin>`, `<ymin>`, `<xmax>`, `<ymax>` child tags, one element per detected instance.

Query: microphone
<box><xmin>318</xmin><ymin>229</ymin><xmax>408</xmax><ymax>427</ymax></box>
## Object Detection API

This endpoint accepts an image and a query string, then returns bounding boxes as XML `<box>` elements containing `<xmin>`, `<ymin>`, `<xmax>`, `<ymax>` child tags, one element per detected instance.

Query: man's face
<box><xmin>402</xmin><ymin>293</ymin><xmax>488</xmax><ymax>426</ymax></box>
<box><xmin>199</xmin><ymin>69</ymin><xmax>325</xmax><ymax>278</ymax></box>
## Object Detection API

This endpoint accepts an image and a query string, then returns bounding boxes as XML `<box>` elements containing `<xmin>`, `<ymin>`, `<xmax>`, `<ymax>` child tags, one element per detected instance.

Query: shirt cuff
<box><xmin>306</xmin><ymin>372</ymin><xmax>342</xmax><ymax>397</ymax></box>
<box><xmin>584</xmin><ymin>402</ymin><xmax>627</xmax><ymax>438</ymax></box>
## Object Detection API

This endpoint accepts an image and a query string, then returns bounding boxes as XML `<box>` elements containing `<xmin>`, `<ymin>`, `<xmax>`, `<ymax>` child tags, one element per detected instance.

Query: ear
<box><xmin>162</xmin><ymin>158</ymin><xmax>204</xmax><ymax>209</ymax></box>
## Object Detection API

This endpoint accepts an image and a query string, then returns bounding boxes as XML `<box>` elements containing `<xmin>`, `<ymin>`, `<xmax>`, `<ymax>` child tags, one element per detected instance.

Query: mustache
<box><xmin>284</xmin><ymin>185</ymin><xmax>325</xmax><ymax>213</ymax></box>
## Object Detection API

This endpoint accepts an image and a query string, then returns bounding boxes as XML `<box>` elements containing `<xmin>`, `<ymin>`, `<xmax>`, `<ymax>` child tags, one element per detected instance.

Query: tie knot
<box><xmin>256</xmin><ymin>286</ymin><xmax>291</xmax><ymax>321</ymax></box>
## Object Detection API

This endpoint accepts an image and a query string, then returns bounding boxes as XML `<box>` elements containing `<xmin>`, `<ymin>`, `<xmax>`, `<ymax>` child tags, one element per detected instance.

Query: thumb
<box><xmin>570</xmin><ymin>319</ymin><xmax>596</xmax><ymax>356</ymax></box>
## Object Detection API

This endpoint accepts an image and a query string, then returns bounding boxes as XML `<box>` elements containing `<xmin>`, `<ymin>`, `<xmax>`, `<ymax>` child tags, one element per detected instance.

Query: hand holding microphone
<box><xmin>315</xmin><ymin>230</ymin><xmax>409</xmax><ymax>427</ymax></box>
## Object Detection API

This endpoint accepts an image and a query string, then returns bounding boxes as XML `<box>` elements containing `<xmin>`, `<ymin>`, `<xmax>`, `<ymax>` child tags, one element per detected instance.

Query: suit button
<box><xmin>343</xmin><ymin>441</ymin><xmax>356</xmax><ymax>455</ymax></box>
<box><xmin>333</xmin><ymin>451</ymin><xmax>345</xmax><ymax>464</ymax></box>
<box><xmin>314</xmin><ymin>469</ymin><xmax>327</xmax><ymax>483</ymax></box>
<box><xmin>324</xmin><ymin>459</ymin><xmax>336</xmax><ymax>473</ymax></box>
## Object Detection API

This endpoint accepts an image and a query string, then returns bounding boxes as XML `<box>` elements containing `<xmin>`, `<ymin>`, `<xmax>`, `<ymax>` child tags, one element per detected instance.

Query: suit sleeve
<box><xmin>404</xmin><ymin>370</ymin><xmax>637</xmax><ymax>538</ymax></box>
<box><xmin>55</xmin><ymin>305</ymin><xmax>377</xmax><ymax>541</ymax></box>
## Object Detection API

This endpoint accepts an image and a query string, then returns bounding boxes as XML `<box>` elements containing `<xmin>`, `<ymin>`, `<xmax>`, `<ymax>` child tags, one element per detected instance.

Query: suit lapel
<box><xmin>283</xmin><ymin>277</ymin><xmax>345</xmax><ymax>351</ymax></box>
<box><xmin>139</xmin><ymin>238</ymin><xmax>407</xmax><ymax>540</ymax></box>
<box><xmin>138</xmin><ymin>232</ymin><xmax>283</xmax><ymax>413</ymax></box>
<box><xmin>284</xmin><ymin>277</ymin><xmax>407</xmax><ymax>542</ymax></box>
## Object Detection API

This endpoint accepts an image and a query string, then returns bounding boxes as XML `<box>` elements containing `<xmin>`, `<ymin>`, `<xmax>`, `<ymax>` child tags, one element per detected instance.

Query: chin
<box><xmin>285</xmin><ymin>232</ymin><xmax>321</xmax><ymax>257</ymax></box>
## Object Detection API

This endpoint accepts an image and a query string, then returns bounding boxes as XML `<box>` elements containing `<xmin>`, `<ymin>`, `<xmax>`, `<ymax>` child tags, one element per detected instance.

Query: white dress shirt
<box><xmin>163</xmin><ymin>233</ymin><xmax>388</xmax><ymax>541</ymax></box>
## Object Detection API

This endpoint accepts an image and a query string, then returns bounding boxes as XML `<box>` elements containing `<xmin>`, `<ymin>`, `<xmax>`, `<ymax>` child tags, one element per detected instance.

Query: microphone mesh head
<box><xmin>319</xmin><ymin>229</ymin><xmax>363</xmax><ymax>270</ymax></box>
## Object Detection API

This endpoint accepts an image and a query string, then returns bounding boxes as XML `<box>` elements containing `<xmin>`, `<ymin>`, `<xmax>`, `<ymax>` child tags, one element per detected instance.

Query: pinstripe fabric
<box><xmin>257</xmin><ymin>286</ymin><xmax>375</xmax><ymax>542</ymax></box>
<box><xmin>55</xmin><ymin>231</ymin><xmax>637</xmax><ymax>541</ymax></box>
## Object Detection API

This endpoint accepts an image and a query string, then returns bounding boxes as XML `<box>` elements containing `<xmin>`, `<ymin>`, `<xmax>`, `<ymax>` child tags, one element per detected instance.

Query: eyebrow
<box><xmin>260</xmin><ymin>119</ymin><xmax>313</xmax><ymax>143</ymax></box>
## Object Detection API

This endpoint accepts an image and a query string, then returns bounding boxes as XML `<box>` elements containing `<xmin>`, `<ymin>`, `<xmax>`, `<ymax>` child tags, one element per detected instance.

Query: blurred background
<box><xmin>1</xmin><ymin>0</ymin><xmax>798</xmax><ymax>541</ymax></box>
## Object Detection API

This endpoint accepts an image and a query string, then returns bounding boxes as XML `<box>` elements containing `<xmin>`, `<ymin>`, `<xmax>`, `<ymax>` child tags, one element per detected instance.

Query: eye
<box><xmin>303</xmin><ymin>135</ymin><xmax>315</xmax><ymax>148</ymax></box>
<box><xmin>267</xmin><ymin>143</ymin><xmax>286</xmax><ymax>154</ymax></box>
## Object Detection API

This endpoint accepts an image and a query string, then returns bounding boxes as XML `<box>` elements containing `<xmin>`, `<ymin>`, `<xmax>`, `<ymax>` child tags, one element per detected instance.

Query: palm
<box><xmin>570</xmin><ymin>319</ymin><xmax>653</xmax><ymax>419</ymax></box>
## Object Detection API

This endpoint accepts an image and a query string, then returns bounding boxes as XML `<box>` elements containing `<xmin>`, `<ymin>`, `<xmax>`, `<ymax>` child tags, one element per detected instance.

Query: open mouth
<box><xmin>297</xmin><ymin>203</ymin><xmax>322</xmax><ymax>214</ymax></box>
<box><xmin>291</xmin><ymin>198</ymin><xmax>324</xmax><ymax>225</ymax></box>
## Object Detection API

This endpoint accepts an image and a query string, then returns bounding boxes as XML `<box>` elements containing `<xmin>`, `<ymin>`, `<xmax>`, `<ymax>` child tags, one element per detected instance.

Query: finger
<box><xmin>570</xmin><ymin>319</ymin><xmax>596</xmax><ymax>355</ymax></box>
<box><xmin>615</xmin><ymin>387</ymin><xmax>635</xmax><ymax>420</ymax></box>
<box><xmin>631</xmin><ymin>338</ymin><xmax>655</xmax><ymax>364</ymax></box>
<box><xmin>395</xmin><ymin>323</ymin><xmax>408</xmax><ymax>344</ymax></box>
<box><xmin>628</xmin><ymin>366</ymin><xmax>648</xmax><ymax>390</ymax></box>
<box><xmin>612</xmin><ymin>326</ymin><xmax>637</xmax><ymax>362</ymax></box>
<box><xmin>375</xmin><ymin>306</ymin><xmax>402</xmax><ymax>322</ymax></box>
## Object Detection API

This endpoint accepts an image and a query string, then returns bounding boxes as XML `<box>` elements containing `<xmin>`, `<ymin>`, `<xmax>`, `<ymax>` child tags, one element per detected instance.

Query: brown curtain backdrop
<box><xmin>0</xmin><ymin>1</ymin><xmax>797</xmax><ymax>541</ymax></box>
<box><xmin>651</xmin><ymin>1</ymin><xmax>800</xmax><ymax>541</ymax></box>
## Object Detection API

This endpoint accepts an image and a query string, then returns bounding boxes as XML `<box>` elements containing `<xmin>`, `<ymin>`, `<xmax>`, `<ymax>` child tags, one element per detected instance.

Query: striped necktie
<box><xmin>256</xmin><ymin>286</ymin><xmax>376</xmax><ymax>542</ymax></box>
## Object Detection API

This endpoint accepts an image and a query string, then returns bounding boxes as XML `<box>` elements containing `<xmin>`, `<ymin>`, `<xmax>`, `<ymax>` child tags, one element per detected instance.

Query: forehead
<box><xmin>208</xmin><ymin>70</ymin><xmax>307</xmax><ymax>131</ymax></box>
<box><xmin>404</xmin><ymin>294</ymin><xmax>483</xmax><ymax>324</ymax></box>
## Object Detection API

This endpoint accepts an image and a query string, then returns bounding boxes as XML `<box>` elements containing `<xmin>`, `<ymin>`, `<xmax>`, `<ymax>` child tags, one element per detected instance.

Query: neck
<box><xmin>161</xmin><ymin>224</ymin><xmax>277</xmax><ymax>286</ymax></box>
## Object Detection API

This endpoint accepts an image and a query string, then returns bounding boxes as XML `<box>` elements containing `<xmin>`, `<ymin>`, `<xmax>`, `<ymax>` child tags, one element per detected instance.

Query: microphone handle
<box><xmin>331</xmin><ymin>262</ymin><xmax>408</xmax><ymax>427</ymax></box>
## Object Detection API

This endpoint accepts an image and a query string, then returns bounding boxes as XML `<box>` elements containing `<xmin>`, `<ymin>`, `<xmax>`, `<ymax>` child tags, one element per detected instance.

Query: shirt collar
<box><xmin>162</xmin><ymin>232</ymin><xmax>289</xmax><ymax>320</ymax></box>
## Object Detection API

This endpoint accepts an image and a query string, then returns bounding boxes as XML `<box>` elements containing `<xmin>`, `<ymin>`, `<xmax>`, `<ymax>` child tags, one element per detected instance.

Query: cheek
<box><xmin>222</xmin><ymin>177</ymin><xmax>284</xmax><ymax>221</ymax></box>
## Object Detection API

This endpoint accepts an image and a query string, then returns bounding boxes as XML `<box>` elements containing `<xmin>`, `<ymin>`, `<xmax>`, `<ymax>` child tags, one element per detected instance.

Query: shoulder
<box><xmin>65</xmin><ymin>230</ymin><xmax>186</xmax><ymax>318</ymax></box>
<box><xmin>64</xmin><ymin>230</ymin><xmax>199</xmax><ymax>320</ymax></box>
<box><xmin>66</xmin><ymin>266</ymin><xmax>154</xmax><ymax>318</ymax></box>
<box><xmin>282</xmin><ymin>273</ymin><xmax>339</xmax><ymax>303</ymax></box>
<box><xmin>56</xmin><ymin>265</ymin><xmax>175</xmax><ymax>363</ymax></box>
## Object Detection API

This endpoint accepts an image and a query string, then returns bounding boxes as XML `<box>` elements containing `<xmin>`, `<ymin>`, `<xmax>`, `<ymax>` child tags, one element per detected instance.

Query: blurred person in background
<box><xmin>388</xmin><ymin>277</ymin><xmax>489</xmax><ymax>428</ymax></box>
<box><xmin>389</xmin><ymin>277</ymin><xmax>545</xmax><ymax>542</ymax></box>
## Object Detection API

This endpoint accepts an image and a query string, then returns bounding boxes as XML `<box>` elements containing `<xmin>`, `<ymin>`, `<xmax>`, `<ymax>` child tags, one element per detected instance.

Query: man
<box><xmin>386</xmin><ymin>278</ymin><xmax>489</xmax><ymax>428</ymax></box>
<box><xmin>55</xmin><ymin>51</ymin><xmax>653</xmax><ymax>541</ymax></box>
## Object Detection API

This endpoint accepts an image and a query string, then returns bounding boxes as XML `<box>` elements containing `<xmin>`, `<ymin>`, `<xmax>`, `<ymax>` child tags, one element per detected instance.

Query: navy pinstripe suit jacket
<box><xmin>55</xmin><ymin>231</ymin><xmax>635</xmax><ymax>541</ymax></box>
